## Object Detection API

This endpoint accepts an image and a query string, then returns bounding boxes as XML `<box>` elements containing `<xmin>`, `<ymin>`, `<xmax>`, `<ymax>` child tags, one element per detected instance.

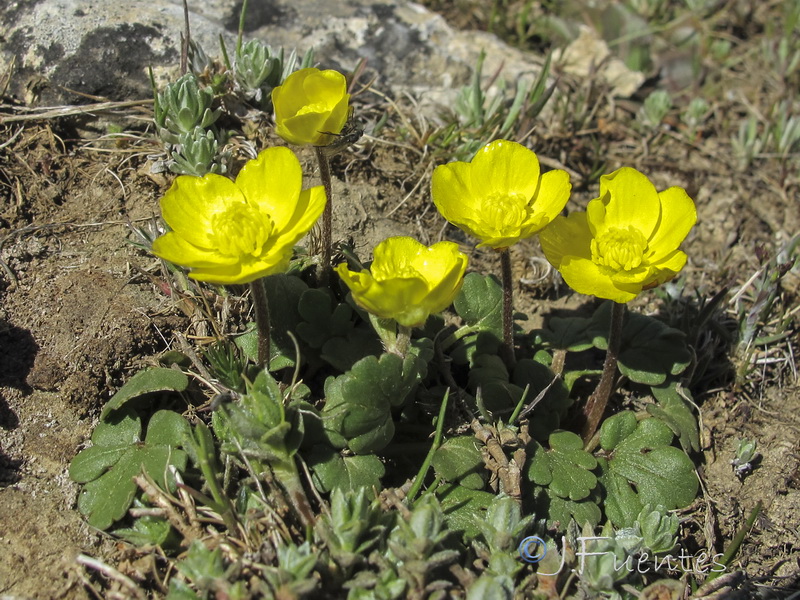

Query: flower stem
<box><xmin>582</xmin><ymin>301</ymin><xmax>626</xmax><ymax>443</ymax></box>
<box><xmin>395</xmin><ymin>325</ymin><xmax>412</xmax><ymax>358</ymax></box>
<box><xmin>250</xmin><ymin>278</ymin><xmax>271</xmax><ymax>369</ymax></box>
<box><xmin>314</xmin><ymin>146</ymin><xmax>333</xmax><ymax>286</ymax></box>
<box><xmin>500</xmin><ymin>248</ymin><xmax>516</xmax><ymax>365</ymax></box>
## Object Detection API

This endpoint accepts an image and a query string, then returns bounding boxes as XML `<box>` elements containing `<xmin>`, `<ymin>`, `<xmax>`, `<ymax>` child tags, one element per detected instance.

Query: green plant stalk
<box><xmin>406</xmin><ymin>389</ymin><xmax>450</xmax><ymax>504</ymax></box>
<box><xmin>192</xmin><ymin>422</ymin><xmax>239</xmax><ymax>534</ymax></box>
<box><xmin>703</xmin><ymin>501</ymin><xmax>762</xmax><ymax>584</ymax></box>
<box><xmin>500</xmin><ymin>248</ymin><xmax>516</xmax><ymax>365</ymax></box>
<box><xmin>581</xmin><ymin>301</ymin><xmax>626</xmax><ymax>443</ymax></box>
<box><xmin>274</xmin><ymin>462</ymin><xmax>317</xmax><ymax>532</ymax></box>
<box><xmin>250</xmin><ymin>278</ymin><xmax>271</xmax><ymax>369</ymax></box>
<box><xmin>314</xmin><ymin>146</ymin><xmax>334</xmax><ymax>286</ymax></box>
<box><xmin>395</xmin><ymin>324</ymin><xmax>412</xmax><ymax>357</ymax></box>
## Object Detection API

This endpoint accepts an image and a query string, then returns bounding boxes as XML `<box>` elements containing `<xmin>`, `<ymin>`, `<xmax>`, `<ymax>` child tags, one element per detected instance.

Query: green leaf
<box><xmin>511</xmin><ymin>359</ymin><xmax>572</xmax><ymax>440</ymax></box>
<box><xmin>453</xmin><ymin>273</ymin><xmax>503</xmax><ymax>336</ymax></box>
<box><xmin>547</xmin><ymin>494</ymin><xmax>602</xmax><ymax>529</ymax></box>
<box><xmin>320</xmin><ymin>328</ymin><xmax>383</xmax><ymax>372</ymax></box>
<box><xmin>433</xmin><ymin>436</ymin><xmax>486</xmax><ymax>490</ymax></box>
<box><xmin>598</xmin><ymin>412</ymin><xmax>699</xmax><ymax>528</ymax></box>
<box><xmin>648</xmin><ymin>383</ymin><xmax>700</xmax><ymax>453</ymax></box>
<box><xmin>145</xmin><ymin>409</ymin><xmax>193</xmax><ymax>445</ymax></box>
<box><xmin>71</xmin><ymin>409</ymin><xmax>189</xmax><ymax>530</ymax></box>
<box><xmin>599</xmin><ymin>410</ymin><xmax>638</xmax><ymax>451</ymax></box>
<box><xmin>322</xmin><ymin>352</ymin><xmax>423</xmax><ymax>454</ymax></box>
<box><xmin>114</xmin><ymin>513</ymin><xmax>176</xmax><ymax>547</ymax></box>
<box><xmin>213</xmin><ymin>371</ymin><xmax>303</xmax><ymax>465</ymax></box>
<box><xmin>438</xmin><ymin>483</ymin><xmax>497</xmax><ymax>542</ymax></box>
<box><xmin>541</xmin><ymin>315</ymin><xmax>594</xmax><ymax>351</ymax></box>
<box><xmin>69</xmin><ymin>443</ymin><xmax>132</xmax><ymax>483</ymax></box>
<box><xmin>526</xmin><ymin>431</ymin><xmax>597</xmax><ymax>501</ymax></box>
<box><xmin>296</xmin><ymin>288</ymin><xmax>354</xmax><ymax>348</ymax></box>
<box><xmin>467</xmin><ymin>354</ymin><xmax>519</xmax><ymax>417</ymax></box>
<box><xmin>100</xmin><ymin>368</ymin><xmax>188</xmax><ymax>419</ymax></box>
<box><xmin>92</xmin><ymin>408</ymin><xmax>143</xmax><ymax>447</ymax></box>
<box><xmin>307</xmin><ymin>445</ymin><xmax>385</xmax><ymax>493</ymax></box>
<box><xmin>589</xmin><ymin>302</ymin><xmax>691</xmax><ymax>385</ymax></box>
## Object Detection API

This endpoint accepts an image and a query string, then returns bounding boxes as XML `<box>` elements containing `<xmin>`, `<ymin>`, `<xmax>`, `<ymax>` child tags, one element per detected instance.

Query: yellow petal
<box><xmin>269</xmin><ymin>185</ymin><xmax>327</xmax><ymax>253</ymax></box>
<box><xmin>272</xmin><ymin>68</ymin><xmax>349</xmax><ymax>146</ymax></box>
<box><xmin>539</xmin><ymin>212</ymin><xmax>593</xmax><ymax>269</ymax></box>
<box><xmin>420</xmin><ymin>243</ymin><xmax>468</xmax><ymax>313</ymax></box>
<box><xmin>152</xmin><ymin>231</ymin><xmax>238</xmax><ymax>268</ymax></box>
<box><xmin>594</xmin><ymin>167</ymin><xmax>661</xmax><ymax>238</ymax></box>
<box><xmin>519</xmin><ymin>168</ymin><xmax>571</xmax><ymax>237</ymax></box>
<box><xmin>431</xmin><ymin>161</ymin><xmax>478</xmax><ymax>223</ymax></box>
<box><xmin>371</xmin><ymin>236</ymin><xmax>424</xmax><ymax>279</ymax></box>
<box><xmin>648</xmin><ymin>249</ymin><xmax>688</xmax><ymax>286</ymax></box>
<box><xmin>302</xmin><ymin>69</ymin><xmax>347</xmax><ymax>105</ymax></box>
<box><xmin>470</xmin><ymin>140</ymin><xmax>540</xmax><ymax>202</ymax></box>
<box><xmin>320</xmin><ymin>94</ymin><xmax>351</xmax><ymax>137</ymax></box>
<box><xmin>161</xmin><ymin>174</ymin><xmax>244</xmax><ymax>248</ymax></box>
<box><xmin>275</xmin><ymin>112</ymin><xmax>329</xmax><ymax>145</ymax></box>
<box><xmin>272</xmin><ymin>68</ymin><xmax>315</xmax><ymax>115</ymax></box>
<box><xmin>235</xmin><ymin>147</ymin><xmax>302</xmax><ymax>232</ymax></box>
<box><xmin>647</xmin><ymin>187</ymin><xmax>696</xmax><ymax>262</ymax></box>
<box><xmin>337</xmin><ymin>237</ymin><xmax>467</xmax><ymax>327</ymax></box>
<box><xmin>558</xmin><ymin>256</ymin><xmax>641</xmax><ymax>303</ymax></box>
<box><xmin>189</xmin><ymin>250</ymin><xmax>292</xmax><ymax>284</ymax></box>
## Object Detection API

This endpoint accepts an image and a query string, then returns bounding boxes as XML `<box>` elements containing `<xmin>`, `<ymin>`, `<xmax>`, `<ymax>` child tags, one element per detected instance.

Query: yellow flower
<box><xmin>271</xmin><ymin>68</ymin><xmax>350</xmax><ymax>146</ymax></box>
<box><xmin>336</xmin><ymin>237</ymin><xmax>468</xmax><ymax>328</ymax></box>
<box><xmin>152</xmin><ymin>147</ymin><xmax>325</xmax><ymax>284</ymax></box>
<box><xmin>431</xmin><ymin>140</ymin><xmax>571</xmax><ymax>249</ymax></box>
<box><xmin>540</xmin><ymin>167</ymin><xmax>696</xmax><ymax>303</ymax></box>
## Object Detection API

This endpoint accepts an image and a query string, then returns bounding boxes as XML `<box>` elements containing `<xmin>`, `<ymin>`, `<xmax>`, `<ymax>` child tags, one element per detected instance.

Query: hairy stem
<box><xmin>250</xmin><ymin>278</ymin><xmax>271</xmax><ymax>369</ymax></box>
<box><xmin>582</xmin><ymin>301</ymin><xmax>626</xmax><ymax>443</ymax></box>
<box><xmin>500</xmin><ymin>248</ymin><xmax>516</xmax><ymax>365</ymax></box>
<box><xmin>314</xmin><ymin>146</ymin><xmax>333</xmax><ymax>286</ymax></box>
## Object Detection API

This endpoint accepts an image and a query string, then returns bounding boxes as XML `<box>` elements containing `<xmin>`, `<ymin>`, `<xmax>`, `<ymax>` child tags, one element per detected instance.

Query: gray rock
<box><xmin>1</xmin><ymin>0</ymin><xmax>549</xmax><ymax>114</ymax></box>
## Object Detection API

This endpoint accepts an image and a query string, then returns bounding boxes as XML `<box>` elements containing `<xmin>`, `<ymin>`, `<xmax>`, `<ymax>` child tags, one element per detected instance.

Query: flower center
<box><xmin>591</xmin><ymin>226</ymin><xmax>648</xmax><ymax>271</ymax></box>
<box><xmin>210</xmin><ymin>203</ymin><xmax>274</xmax><ymax>258</ymax></box>
<box><xmin>481</xmin><ymin>192</ymin><xmax>529</xmax><ymax>233</ymax></box>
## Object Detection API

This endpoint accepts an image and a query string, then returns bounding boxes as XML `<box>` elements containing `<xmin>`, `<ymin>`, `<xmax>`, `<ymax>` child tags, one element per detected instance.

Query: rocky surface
<box><xmin>1</xmin><ymin>0</ymin><xmax>554</xmax><ymax>111</ymax></box>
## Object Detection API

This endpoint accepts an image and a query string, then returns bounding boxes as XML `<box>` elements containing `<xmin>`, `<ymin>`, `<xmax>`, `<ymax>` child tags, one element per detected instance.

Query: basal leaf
<box><xmin>73</xmin><ymin>410</ymin><xmax>189</xmax><ymax>530</ymax></box>
<box><xmin>540</xmin><ymin>315</ymin><xmax>594</xmax><ymax>351</ymax></box>
<box><xmin>648</xmin><ymin>383</ymin><xmax>700</xmax><ymax>453</ymax></box>
<box><xmin>322</xmin><ymin>352</ymin><xmax>423</xmax><ymax>454</ymax></box>
<box><xmin>547</xmin><ymin>494</ymin><xmax>602</xmax><ymax>529</ymax></box>
<box><xmin>453</xmin><ymin>273</ymin><xmax>503</xmax><ymax>335</ymax></box>
<box><xmin>100</xmin><ymin>368</ymin><xmax>188</xmax><ymax>419</ymax></box>
<box><xmin>145</xmin><ymin>409</ymin><xmax>193</xmax><ymax>446</ymax></box>
<box><xmin>92</xmin><ymin>407</ymin><xmax>142</xmax><ymax>447</ymax></box>
<box><xmin>296</xmin><ymin>288</ymin><xmax>354</xmax><ymax>349</ymax></box>
<box><xmin>599</xmin><ymin>412</ymin><xmax>698</xmax><ymax>528</ymax></box>
<box><xmin>526</xmin><ymin>431</ymin><xmax>597</xmax><ymax>501</ymax></box>
<box><xmin>433</xmin><ymin>436</ymin><xmax>486</xmax><ymax>490</ymax></box>
<box><xmin>114</xmin><ymin>513</ymin><xmax>176</xmax><ymax>547</ymax></box>
<box><xmin>511</xmin><ymin>359</ymin><xmax>572</xmax><ymax>441</ymax></box>
<box><xmin>438</xmin><ymin>483</ymin><xmax>497</xmax><ymax>541</ymax></box>
<box><xmin>320</xmin><ymin>327</ymin><xmax>383</xmax><ymax>372</ymax></box>
<box><xmin>77</xmin><ymin>448</ymin><xmax>142</xmax><ymax>529</ymax></box>
<box><xmin>307</xmin><ymin>445</ymin><xmax>385</xmax><ymax>493</ymax></box>
<box><xmin>589</xmin><ymin>302</ymin><xmax>691</xmax><ymax>386</ymax></box>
